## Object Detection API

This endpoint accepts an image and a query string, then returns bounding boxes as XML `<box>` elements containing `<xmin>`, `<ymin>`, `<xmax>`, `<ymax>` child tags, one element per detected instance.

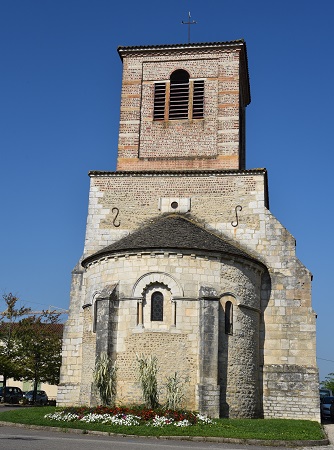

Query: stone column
<box><xmin>137</xmin><ymin>298</ymin><xmax>144</xmax><ymax>327</ymax></box>
<box><xmin>171</xmin><ymin>299</ymin><xmax>176</xmax><ymax>327</ymax></box>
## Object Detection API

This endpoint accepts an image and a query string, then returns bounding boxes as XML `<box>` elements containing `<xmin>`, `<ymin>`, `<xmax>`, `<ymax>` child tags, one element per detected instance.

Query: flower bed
<box><xmin>44</xmin><ymin>406</ymin><xmax>214</xmax><ymax>428</ymax></box>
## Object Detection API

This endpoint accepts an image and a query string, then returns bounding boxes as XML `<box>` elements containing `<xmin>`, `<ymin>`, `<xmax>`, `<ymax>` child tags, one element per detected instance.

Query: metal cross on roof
<box><xmin>182</xmin><ymin>12</ymin><xmax>197</xmax><ymax>43</ymax></box>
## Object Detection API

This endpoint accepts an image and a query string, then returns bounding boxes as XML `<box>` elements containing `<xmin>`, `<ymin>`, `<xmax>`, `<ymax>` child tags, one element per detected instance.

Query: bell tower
<box><xmin>117</xmin><ymin>41</ymin><xmax>250</xmax><ymax>171</ymax></box>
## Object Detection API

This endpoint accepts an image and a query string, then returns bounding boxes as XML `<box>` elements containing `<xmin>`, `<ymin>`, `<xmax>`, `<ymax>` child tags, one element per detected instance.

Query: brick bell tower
<box><xmin>116</xmin><ymin>41</ymin><xmax>250</xmax><ymax>171</ymax></box>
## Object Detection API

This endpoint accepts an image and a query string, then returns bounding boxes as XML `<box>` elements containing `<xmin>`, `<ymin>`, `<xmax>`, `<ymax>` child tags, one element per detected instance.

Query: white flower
<box><xmin>151</xmin><ymin>415</ymin><xmax>174</xmax><ymax>427</ymax></box>
<box><xmin>80</xmin><ymin>413</ymin><xmax>140</xmax><ymax>426</ymax></box>
<box><xmin>196</xmin><ymin>413</ymin><xmax>214</xmax><ymax>424</ymax></box>
<box><xmin>44</xmin><ymin>412</ymin><xmax>80</xmax><ymax>422</ymax></box>
<box><xmin>174</xmin><ymin>419</ymin><xmax>191</xmax><ymax>427</ymax></box>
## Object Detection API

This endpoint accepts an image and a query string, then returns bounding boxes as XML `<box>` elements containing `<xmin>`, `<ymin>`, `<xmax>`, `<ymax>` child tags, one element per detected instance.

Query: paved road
<box><xmin>0</xmin><ymin>425</ymin><xmax>292</xmax><ymax>450</ymax></box>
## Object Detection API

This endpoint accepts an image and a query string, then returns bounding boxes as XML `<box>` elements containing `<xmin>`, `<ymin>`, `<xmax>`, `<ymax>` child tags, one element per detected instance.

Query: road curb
<box><xmin>0</xmin><ymin>421</ymin><xmax>330</xmax><ymax>447</ymax></box>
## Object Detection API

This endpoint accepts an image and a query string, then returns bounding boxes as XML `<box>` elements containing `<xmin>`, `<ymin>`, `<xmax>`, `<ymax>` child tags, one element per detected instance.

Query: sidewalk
<box><xmin>324</xmin><ymin>424</ymin><xmax>334</xmax><ymax>446</ymax></box>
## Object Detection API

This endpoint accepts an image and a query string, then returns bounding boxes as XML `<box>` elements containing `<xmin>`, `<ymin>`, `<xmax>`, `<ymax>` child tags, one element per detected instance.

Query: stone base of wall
<box><xmin>263</xmin><ymin>364</ymin><xmax>320</xmax><ymax>422</ymax></box>
<box><xmin>197</xmin><ymin>384</ymin><xmax>220</xmax><ymax>418</ymax></box>
<box><xmin>57</xmin><ymin>383</ymin><xmax>81</xmax><ymax>406</ymax></box>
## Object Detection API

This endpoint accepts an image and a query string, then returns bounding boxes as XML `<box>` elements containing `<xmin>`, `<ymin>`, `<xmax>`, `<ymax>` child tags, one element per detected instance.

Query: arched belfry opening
<box><xmin>169</xmin><ymin>69</ymin><xmax>190</xmax><ymax>120</ymax></box>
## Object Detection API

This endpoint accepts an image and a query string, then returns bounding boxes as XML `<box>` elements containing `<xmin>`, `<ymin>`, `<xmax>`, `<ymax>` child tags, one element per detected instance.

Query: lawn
<box><xmin>0</xmin><ymin>406</ymin><xmax>325</xmax><ymax>442</ymax></box>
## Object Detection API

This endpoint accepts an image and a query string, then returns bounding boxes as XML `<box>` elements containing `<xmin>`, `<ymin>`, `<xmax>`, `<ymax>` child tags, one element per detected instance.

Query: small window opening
<box><xmin>225</xmin><ymin>301</ymin><xmax>233</xmax><ymax>335</ymax></box>
<box><xmin>93</xmin><ymin>300</ymin><xmax>98</xmax><ymax>333</ymax></box>
<box><xmin>151</xmin><ymin>291</ymin><xmax>164</xmax><ymax>321</ymax></box>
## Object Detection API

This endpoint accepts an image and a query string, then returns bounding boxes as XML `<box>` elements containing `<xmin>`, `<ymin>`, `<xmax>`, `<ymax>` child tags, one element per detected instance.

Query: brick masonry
<box><xmin>116</xmin><ymin>42</ymin><xmax>248</xmax><ymax>171</ymax></box>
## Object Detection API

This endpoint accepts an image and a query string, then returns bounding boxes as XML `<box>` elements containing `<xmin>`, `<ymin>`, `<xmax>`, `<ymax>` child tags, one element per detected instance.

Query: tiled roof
<box><xmin>117</xmin><ymin>40</ymin><xmax>246</xmax><ymax>59</ymax></box>
<box><xmin>89</xmin><ymin>168</ymin><xmax>267</xmax><ymax>177</ymax></box>
<box><xmin>82</xmin><ymin>215</ymin><xmax>261</xmax><ymax>267</ymax></box>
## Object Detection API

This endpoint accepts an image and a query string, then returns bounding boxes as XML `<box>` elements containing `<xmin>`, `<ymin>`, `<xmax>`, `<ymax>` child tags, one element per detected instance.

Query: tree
<box><xmin>0</xmin><ymin>293</ymin><xmax>31</xmax><ymax>388</ymax></box>
<box><xmin>15</xmin><ymin>311</ymin><xmax>63</xmax><ymax>398</ymax></box>
<box><xmin>320</xmin><ymin>373</ymin><xmax>334</xmax><ymax>393</ymax></box>
<box><xmin>0</xmin><ymin>293</ymin><xmax>63</xmax><ymax>403</ymax></box>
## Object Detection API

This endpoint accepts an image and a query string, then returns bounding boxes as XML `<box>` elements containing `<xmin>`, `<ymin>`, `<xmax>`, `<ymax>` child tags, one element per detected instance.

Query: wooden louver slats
<box><xmin>169</xmin><ymin>81</ymin><xmax>189</xmax><ymax>120</ymax></box>
<box><xmin>153</xmin><ymin>76</ymin><xmax>204</xmax><ymax>121</ymax></box>
<box><xmin>153</xmin><ymin>83</ymin><xmax>166</xmax><ymax>120</ymax></box>
<box><xmin>192</xmin><ymin>80</ymin><xmax>204</xmax><ymax>119</ymax></box>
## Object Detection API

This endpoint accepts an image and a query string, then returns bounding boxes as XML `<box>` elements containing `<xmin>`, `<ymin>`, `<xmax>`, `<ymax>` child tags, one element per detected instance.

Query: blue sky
<box><xmin>1</xmin><ymin>0</ymin><xmax>333</xmax><ymax>382</ymax></box>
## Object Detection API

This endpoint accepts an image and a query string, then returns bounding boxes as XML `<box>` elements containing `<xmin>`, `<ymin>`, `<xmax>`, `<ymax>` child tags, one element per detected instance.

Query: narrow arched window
<box><xmin>151</xmin><ymin>291</ymin><xmax>163</xmax><ymax>321</ymax></box>
<box><xmin>225</xmin><ymin>301</ymin><xmax>233</xmax><ymax>335</ymax></box>
<box><xmin>169</xmin><ymin>70</ymin><xmax>189</xmax><ymax>120</ymax></box>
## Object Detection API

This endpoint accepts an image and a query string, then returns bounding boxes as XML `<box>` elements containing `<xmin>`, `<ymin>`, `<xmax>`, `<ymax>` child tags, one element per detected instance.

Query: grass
<box><xmin>0</xmin><ymin>406</ymin><xmax>325</xmax><ymax>441</ymax></box>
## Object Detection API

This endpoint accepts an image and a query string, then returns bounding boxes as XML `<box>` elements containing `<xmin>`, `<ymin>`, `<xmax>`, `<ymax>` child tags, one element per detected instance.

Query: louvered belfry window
<box><xmin>153</xmin><ymin>70</ymin><xmax>204</xmax><ymax>121</ymax></box>
<box><xmin>153</xmin><ymin>83</ymin><xmax>166</xmax><ymax>120</ymax></box>
<box><xmin>192</xmin><ymin>80</ymin><xmax>204</xmax><ymax>119</ymax></box>
<box><xmin>169</xmin><ymin>70</ymin><xmax>189</xmax><ymax>120</ymax></box>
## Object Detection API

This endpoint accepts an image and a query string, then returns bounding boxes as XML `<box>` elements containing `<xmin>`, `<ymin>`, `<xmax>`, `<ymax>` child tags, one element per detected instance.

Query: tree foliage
<box><xmin>0</xmin><ymin>293</ymin><xmax>31</xmax><ymax>387</ymax></box>
<box><xmin>0</xmin><ymin>293</ymin><xmax>63</xmax><ymax>388</ymax></box>
<box><xmin>320</xmin><ymin>373</ymin><xmax>334</xmax><ymax>393</ymax></box>
<box><xmin>15</xmin><ymin>312</ymin><xmax>62</xmax><ymax>385</ymax></box>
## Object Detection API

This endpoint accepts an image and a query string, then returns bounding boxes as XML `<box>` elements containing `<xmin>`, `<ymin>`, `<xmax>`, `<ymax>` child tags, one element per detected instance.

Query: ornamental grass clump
<box><xmin>93</xmin><ymin>352</ymin><xmax>117</xmax><ymax>407</ymax></box>
<box><xmin>136</xmin><ymin>354</ymin><xmax>159</xmax><ymax>409</ymax></box>
<box><xmin>164</xmin><ymin>372</ymin><xmax>186</xmax><ymax>410</ymax></box>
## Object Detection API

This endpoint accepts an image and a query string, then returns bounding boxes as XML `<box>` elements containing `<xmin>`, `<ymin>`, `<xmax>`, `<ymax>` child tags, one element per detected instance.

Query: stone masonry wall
<box><xmin>219</xmin><ymin>262</ymin><xmax>263</xmax><ymax>418</ymax></box>
<box><xmin>81</xmin><ymin>249</ymin><xmax>266</xmax><ymax>417</ymax></box>
<box><xmin>82</xmin><ymin>171</ymin><xmax>317</xmax><ymax>373</ymax></box>
<box><xmin>76</xmin><ymin>170</ymin><xmax>318</xmax><ymax>420</ymax></box>
<box><xmin>57</xmin><ymin>262</ymin><xmax>86</xmax><ymax>406</ymax></box>
<box><xmin>263</xmin><ymin>365</ymin><xmax>320</xmax><ymax>421</ymax></box>
<box><xmin>84</xmin><ymin>171</ymin><xmax>265</xmax><ymax>257</ymax></box>
<box><xmin>82</xmin><ymin>253</ymin><xmax>218</xmax><ymax>410</ymax></box>
<box><xmin>78</xmin><ymin>306</ymin><xmax>96</xmax><ymax>406</ymax></box>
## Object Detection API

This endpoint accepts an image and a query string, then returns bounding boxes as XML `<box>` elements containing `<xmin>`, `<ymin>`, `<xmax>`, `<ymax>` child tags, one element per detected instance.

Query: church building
<box><xmin>57</xmin><ymin>39</ymin><xmax>319</xmax><ymax>420</ymax></box>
